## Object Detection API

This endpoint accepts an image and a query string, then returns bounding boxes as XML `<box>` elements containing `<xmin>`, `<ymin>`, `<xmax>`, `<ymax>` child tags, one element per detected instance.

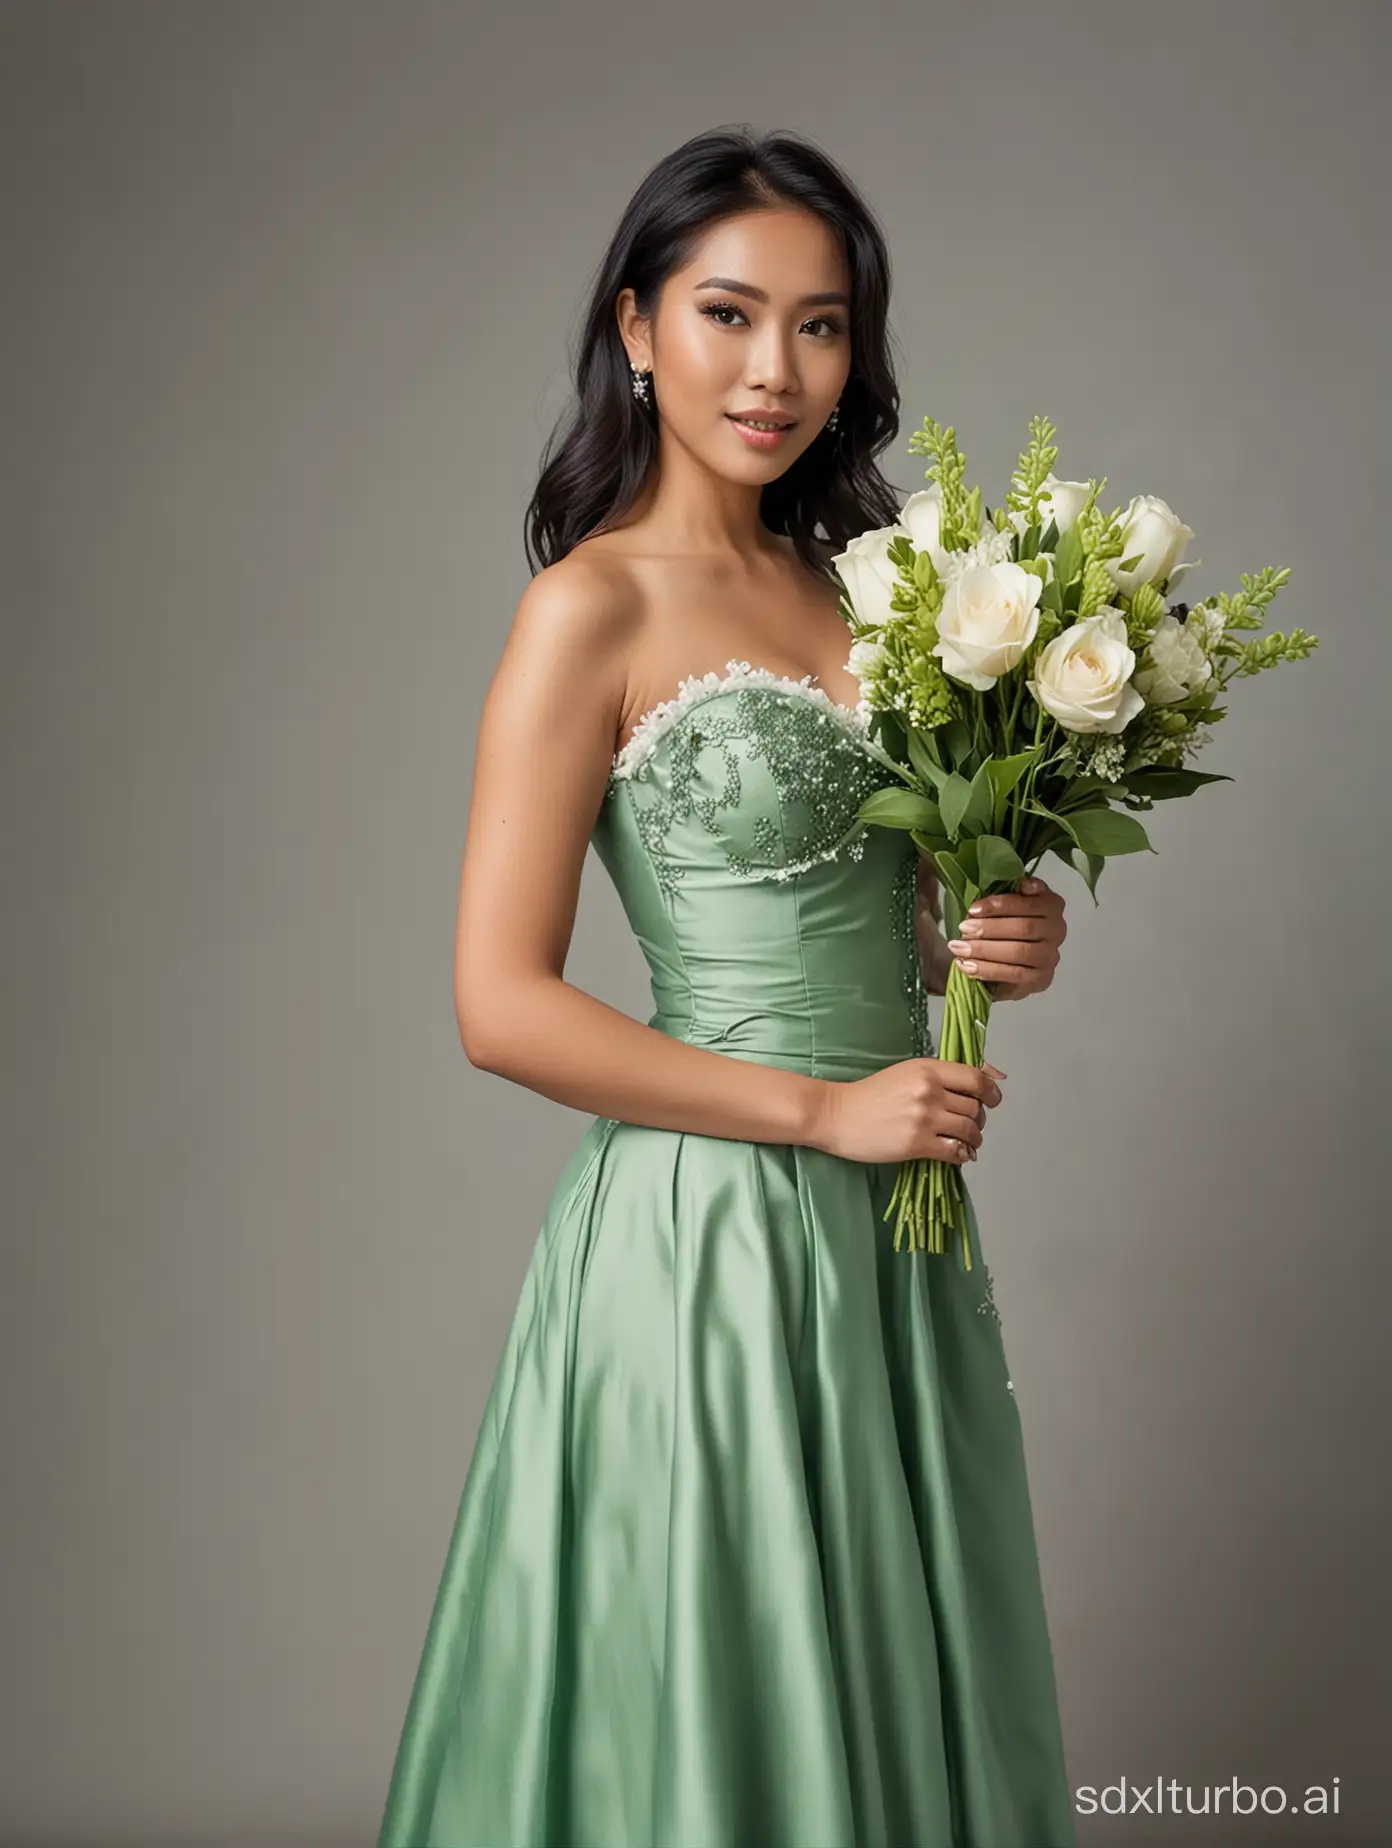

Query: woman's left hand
<box><xmin>945</xmin><ymin>875</ymin><xmax>1067</xmax><ymax>1002</ymax></box>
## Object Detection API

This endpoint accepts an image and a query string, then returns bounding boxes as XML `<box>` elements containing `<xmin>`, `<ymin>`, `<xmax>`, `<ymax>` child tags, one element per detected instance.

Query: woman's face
<box><xmin>619</xmin><ymin>207</ymin><xmax>853</xmax><ymax>483</ymax></box>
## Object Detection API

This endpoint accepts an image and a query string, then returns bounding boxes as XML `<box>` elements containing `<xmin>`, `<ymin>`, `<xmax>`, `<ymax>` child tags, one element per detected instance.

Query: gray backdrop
<box><xmin>2</xmin><ymin>2</ymin><xmax>1387</xmax><ymax>1844</ymax></box>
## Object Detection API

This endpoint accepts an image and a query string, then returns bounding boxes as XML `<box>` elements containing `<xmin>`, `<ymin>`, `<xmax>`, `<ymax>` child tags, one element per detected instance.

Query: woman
<box><xmin>377</xmin><ymin>126</ymin><xmax>1075</xmax><ymax>1848</ymax></box>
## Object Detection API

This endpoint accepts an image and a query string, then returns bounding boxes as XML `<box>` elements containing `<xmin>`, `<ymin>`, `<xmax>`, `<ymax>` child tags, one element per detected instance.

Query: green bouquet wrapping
<box><xmin>831</xmin><ymin>414</ymin><xmax>1320</xmax><ymax>1262</ymax></box>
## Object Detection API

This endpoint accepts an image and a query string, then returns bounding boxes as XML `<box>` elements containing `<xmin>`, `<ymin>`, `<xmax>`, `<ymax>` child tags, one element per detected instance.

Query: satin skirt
<box><xmin>376</xmin><ymin>1117</ymin><xmax>1076</xmax><ymax>1848</ymax></box>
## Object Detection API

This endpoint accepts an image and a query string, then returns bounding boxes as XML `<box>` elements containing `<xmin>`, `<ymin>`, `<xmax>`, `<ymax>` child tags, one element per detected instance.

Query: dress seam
<box><xmin>784</xmin><ymin>798</ymin><xmax>821</xmax><ymax>1089</ymax></box>
<box><xmin>618</xmin><ymin>775</ymin><xmax>699</xmax><ymax>1042</ymax></box>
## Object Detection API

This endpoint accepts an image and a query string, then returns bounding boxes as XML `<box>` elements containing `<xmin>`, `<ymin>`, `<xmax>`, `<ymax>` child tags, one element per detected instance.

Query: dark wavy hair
<box><xmin>524</xmin><ymin>125</ymin><xmax>907</xmax><ymax>579</ymax></box>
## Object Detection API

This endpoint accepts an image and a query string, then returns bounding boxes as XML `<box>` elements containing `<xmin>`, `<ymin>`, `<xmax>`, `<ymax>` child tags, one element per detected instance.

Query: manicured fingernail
<box><xmin>1022</xmin><ymin>876</ymin><xmax>1042</xmax><ymax>892</ymax></box>
<box><xmin>958</xmin><ymin>959</ymin><xmax>978</xmax><ymax>972</ymax></box>
<box><xmin>948</xmin><ymin>939</ymin><xmax>968</xmax><ymax>953</ymax></box>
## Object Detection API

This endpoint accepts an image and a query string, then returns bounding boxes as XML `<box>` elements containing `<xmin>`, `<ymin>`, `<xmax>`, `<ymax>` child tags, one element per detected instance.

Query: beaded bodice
<box><xmin>591</xmin><ymin>660</ymin><xmax>934</xmax><ymax>1084</ymax></box>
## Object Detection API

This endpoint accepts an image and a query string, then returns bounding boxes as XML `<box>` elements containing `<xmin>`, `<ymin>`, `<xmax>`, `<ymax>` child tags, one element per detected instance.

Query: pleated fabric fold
<box><xmin>376</xmin><ymin>1117</ymin><xmax>1075</xmax><ymax>1848</ymax></box>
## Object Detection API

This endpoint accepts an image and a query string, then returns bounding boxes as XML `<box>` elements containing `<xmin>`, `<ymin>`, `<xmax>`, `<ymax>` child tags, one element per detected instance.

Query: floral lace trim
<box><xmin>738</xmin><ymin>829</ymin><xmax>872</xmax><ymax>885</ymax></box>
<box><xmin>611</xmin><ymin>657</ymin><xmax>873</xmax><ymax>781</ymax></box>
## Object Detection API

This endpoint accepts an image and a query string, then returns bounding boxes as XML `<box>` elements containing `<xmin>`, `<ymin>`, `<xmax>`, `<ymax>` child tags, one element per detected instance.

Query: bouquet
<box><xmin>831</xmin><ymin>414</ymin><xmax>1319</xmax><ymax>1263</ymax></box>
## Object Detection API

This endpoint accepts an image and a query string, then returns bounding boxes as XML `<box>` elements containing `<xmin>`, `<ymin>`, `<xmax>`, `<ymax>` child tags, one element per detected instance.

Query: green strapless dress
<box><xmin>376</xmin><ymin>662</ymin><xmax>1076</xmax><ymax>1848</ymax></box>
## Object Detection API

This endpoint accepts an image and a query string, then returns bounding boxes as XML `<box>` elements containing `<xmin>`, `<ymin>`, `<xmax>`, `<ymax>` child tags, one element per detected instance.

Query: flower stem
<box><xmin>885</xmin><ymin>960</ymin><xmax>991</xmax><ymax>1267</ymax></box>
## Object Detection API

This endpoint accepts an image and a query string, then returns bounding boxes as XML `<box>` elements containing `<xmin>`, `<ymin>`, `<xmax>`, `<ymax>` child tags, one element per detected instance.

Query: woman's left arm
<box><xmin>915</xmin><ymin>861</ymin><xmax>1067</xmax><ymax>1001</ymax></box>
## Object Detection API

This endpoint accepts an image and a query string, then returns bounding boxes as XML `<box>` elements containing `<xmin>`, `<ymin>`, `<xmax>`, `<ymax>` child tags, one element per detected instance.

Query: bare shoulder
<box><xmin>496</xmin><ymin>549</ymin><xmax>644</xmax><ymax>717</ymax></box>
<box><xmin>509</xmin><ymin>547</ymin><xmax>643</xmax><ymax>663</ymax></box>
<box><xmin>473</xmin><ymin>547</ymin><xmax>645</xmax><ymax>790</ymax></box>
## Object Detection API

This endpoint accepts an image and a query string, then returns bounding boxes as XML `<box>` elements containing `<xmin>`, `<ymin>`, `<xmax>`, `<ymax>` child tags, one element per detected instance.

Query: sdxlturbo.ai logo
<box><xmin>1074</xmin><ymin>1775</ymin><xmax>1341</xmax><ymax>1818</ymax></box>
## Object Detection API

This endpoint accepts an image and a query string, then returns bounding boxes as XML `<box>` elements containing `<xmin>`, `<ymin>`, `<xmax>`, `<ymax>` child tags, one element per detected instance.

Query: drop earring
<box><xmin>630</xmin><ymin>363</ymin><xmax>652</xmax><ymax>406</ymax></box>
<box><xmin>825</xmin><ymin>399</ymin><xmax>841</xmax><ymax>433</ymax></box>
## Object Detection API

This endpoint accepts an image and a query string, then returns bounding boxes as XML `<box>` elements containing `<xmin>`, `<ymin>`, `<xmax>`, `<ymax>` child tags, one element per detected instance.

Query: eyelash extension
<box><xmin>698</xmin><ymin>300</ymin><xmax>844</xmax><ymax>337</ymax></box>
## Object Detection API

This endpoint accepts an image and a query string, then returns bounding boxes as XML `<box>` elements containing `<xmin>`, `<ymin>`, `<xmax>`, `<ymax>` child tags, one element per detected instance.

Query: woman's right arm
<box><xmin>454</xmin><ymin>562</ymin><xmax>998</xmax><ymax>1165</ymax></box>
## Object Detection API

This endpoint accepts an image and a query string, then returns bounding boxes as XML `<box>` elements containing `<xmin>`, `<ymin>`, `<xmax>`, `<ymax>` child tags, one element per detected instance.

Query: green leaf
<box><xmin>961</xmin><ymin>761</ymin><xmax>996</xmax><ymax>836</ymax></box>
<box><xmin>1050</xmin><ymin>843</ymin><xmax>1104</xmax><ymax>904</ymax></box>
<box><xmin>1061</xmin><ymin>788</ymin><xmax>1123</xmax><ymax>820</ymax></box>
<box><xmin>1023</xmin><ymin>797</ymin><xmax>1069</xmax><ymax>831</ymax></box>
<box><xmin>1038</xmin><ymin>575</ymin><xmax>1063</xmax><ymax>617</ymax></box>
<box><xmin>977</xmin><ymin>833</ymin><xmax>1026</xmax><ymax>888</ymax></box>
<box><xmin>906</xmin><ymin>728</ymin><xmax>948</xmax><ymax>791</ymax></box>
<box><xmin>1064</xmin><ymin>846</ymin><xmax>1109</xmax><ymax>905</ymax></box>
<box><xmin>935</xmin><ymin>848</ymin><xmax>970</xmax><ymax>915</ymax></box>
<box><xmin>1039</xmin><ymin>517</ymin><xmax>1060</xmax><ymax>553</ymax></box>
<box><xmin>1052</xmin><ymin>524</ymin><xmax>1083</xmax><ymax>590</ymax></box>
<box><xmin>873</xmin><ymin>709</ymin><xmax>908</xmax><ymax>760</ymax></box>
<box><xmin>910</xmin><ymin>829</ymin><xmax>953</xmax><ymax>859</ymax></box>
<box><xmin>858</xmin><ymin>787</ymin><xmax>942</xmax><ymax>832</ymax></box>
<box><xmin>1028</xmin><ymin>795</ymin><xmax>1153</xmax><ymax>858</ymax></box>
<box><xmin>941</xmin><ymin>718</ymin><xmax>973</xmax><ymax>771</ymax></box>
<box><xmin>939</xmin><ymin>771</ymin><xmax>973</xmax><ymax>840</ymax></box>
<box><xmin>1057</xmin><ymin>774</ymin><xmax>1114</xmax><ymax>809</ymax></box>
<box><xmin>1065</xmin><ymin>805</ymin><xmax>1155</xmax><ymax>856</ymax></box>
<box><xmin>1120</xmin><ymin>767</ymin><xmax>1234</xmax><ymax>800</ymax></box>
<box><xmin>984</xmin><ymin>750</ymin><xmax>1037</xmax><ymax>811</ymax></box>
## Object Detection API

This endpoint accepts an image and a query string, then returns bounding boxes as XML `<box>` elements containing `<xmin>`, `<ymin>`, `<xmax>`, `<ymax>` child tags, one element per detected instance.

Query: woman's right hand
<box><xmin>809</xmin><ymin>1057</ymin><xmax>1007</xmax><ymax>1165</ymax></box>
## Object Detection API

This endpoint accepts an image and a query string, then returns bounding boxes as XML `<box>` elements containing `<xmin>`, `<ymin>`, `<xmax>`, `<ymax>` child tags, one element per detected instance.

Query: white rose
<box><xmin>1164</xmin><ymin>556</ymin><xmax>1202</xmax><ymax>595</ymax></box>
<box><xmin>1132</xmin><ymin>611</ymin><xmax>1216</xmax><ymax>705</ymax></box>
<box><xmin>1108</xmin><ymin>494</ymin><xmax>1197</xmax><ymax>599</ymax></box>
<box><xmin>831</xmin><ymin>522</ymin><xmax>908</xmax><ymax>629</ymax></box>
<box><xmin>933</xmin><ymin>562</ymin><xmax>1043</xmax><ymax>692</ymax></box>
<box><xmin>1036</xmin><ymin>473</ymin><xmax>1093</xmax><ymax>534</ymax></box>
<box><xmin>1027</xmin><ymin>606</ymin><xmax>1145</xmax><ymax>735</ymax></box>
<box><xmin>898</xmin><ymin>486</ymin><xmax>951</xmax><ymax>575</ymax></box>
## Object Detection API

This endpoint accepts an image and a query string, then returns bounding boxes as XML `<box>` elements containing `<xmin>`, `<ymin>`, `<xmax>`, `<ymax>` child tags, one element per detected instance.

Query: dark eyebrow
<box><xmin>692</xmin><ymin>275</ymin><xmax>850</xmax><ymax>309</ymax></box>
